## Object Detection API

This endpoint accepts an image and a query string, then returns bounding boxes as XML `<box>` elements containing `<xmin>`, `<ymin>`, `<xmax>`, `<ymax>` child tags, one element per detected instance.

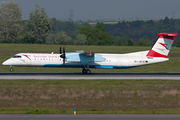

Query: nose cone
<box><xmin>2</xmin><ymin>60</ymin><xmax>11</xmax><ymax>66</ymax></box>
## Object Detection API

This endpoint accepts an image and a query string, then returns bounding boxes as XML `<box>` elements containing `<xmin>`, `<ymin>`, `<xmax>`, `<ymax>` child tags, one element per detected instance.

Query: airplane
<box><xmin>2</xmin><ymin>33</ymin><xmax>177</xmax><ymax>74</ymax></box>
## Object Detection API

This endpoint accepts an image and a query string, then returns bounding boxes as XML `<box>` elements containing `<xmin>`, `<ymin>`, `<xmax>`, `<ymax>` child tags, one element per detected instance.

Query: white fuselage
<box><xmin>2</xmin><ymin>52</ymin><xmax>169</xmax><ymax>69</ymax></box>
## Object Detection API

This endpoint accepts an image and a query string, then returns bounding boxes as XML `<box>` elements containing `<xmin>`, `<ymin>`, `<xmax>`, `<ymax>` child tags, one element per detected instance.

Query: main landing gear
<box><xmin>82</xmin><ymin>65</ymin><xmax>91</xmax><ymax>74</ymax></box>
<box><xmin>10</xmin><ymin>66</ymin><xmax>13</xmax><ymax>72</ymax></box>
<box><xmin>82</xmin><ymin>68</ymin><xmax>91</xmax><ymax>74</ymax></box>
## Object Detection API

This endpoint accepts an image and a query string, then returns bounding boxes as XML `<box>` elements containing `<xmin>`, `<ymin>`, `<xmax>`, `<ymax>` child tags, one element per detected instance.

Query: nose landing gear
<box><xmin>10</xmin><ymin>66</ymin><xmax>13</xmax><ymax>72</ymax></box>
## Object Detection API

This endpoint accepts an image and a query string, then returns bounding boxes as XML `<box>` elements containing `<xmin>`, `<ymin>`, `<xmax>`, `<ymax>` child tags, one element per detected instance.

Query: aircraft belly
<box><xmin>43</xmin><ymin>64</ymin><xmax>134</xmax><ymax>69</ymax></box>
<box><xmin>43</xmin><ymin>61</ymin><xmax>133</xmax><ymax>69</ymax></box>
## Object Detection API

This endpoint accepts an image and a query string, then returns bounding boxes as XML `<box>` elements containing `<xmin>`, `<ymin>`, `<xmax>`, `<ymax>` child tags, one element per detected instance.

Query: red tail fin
<box><xmin>146</xmin><ymin>33</ymin><xmax>177</xmax><ymax>58</ymax></box>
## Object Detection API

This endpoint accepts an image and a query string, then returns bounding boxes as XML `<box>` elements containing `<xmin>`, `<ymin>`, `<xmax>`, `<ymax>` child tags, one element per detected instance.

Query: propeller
<box><xmin>60</xmin><ymin>47</ymin><xmax>66</xmax><ymax>64</ymax></box>
<box><xmin>60</xmin><ymin>47</ymin><xmax>62</xmax><ymax>54</ymax></box>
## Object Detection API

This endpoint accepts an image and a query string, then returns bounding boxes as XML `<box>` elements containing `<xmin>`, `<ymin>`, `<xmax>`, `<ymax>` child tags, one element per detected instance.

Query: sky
<box><xmin>1</xmin><ymin>0</ymin><xmax>180</xmax><ymax>21</ymax></box>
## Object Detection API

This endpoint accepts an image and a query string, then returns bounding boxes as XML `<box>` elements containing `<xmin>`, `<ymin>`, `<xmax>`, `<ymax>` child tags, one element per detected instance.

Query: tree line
<box><xmin>0</xmin><ymin>0</ymin><xmax>180</xmax><ymax>47</ymax></box>
<box><xmin>0</xmin><ymin>1</ymin><xmax>51</xmax><ymax>44</ymax></box>
<box><xmin>105</xmin><ymin>17</ymin><xmax>180</xmax><ymax>46</ymax></box>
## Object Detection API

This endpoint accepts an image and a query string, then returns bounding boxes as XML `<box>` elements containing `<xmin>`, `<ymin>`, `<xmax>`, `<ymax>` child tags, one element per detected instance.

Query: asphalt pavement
<box><xmin>0</xmin><ymin>114</ymin><xmax>180</xmax><ymax>120</ymax></box>
<box><xmin>0</xmin><ymin>72</ymin><xmax>180</xmax><ymax>80</ymax></box>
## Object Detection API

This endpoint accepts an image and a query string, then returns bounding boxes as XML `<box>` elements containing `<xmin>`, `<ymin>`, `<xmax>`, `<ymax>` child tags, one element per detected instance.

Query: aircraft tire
<box><xmin>82</xmin><ymin>69</ymin><xmax>87</xmax><ymax>74</ymax></box>
<box><xmin>86</xmin><ymin>69</ymin><xmax>91</xmax><ymax>74</ymax></box>
<box><xmin>10</xmin><ymin>67</ymin><xmax>13</xmax><ymax>72</ymax></box>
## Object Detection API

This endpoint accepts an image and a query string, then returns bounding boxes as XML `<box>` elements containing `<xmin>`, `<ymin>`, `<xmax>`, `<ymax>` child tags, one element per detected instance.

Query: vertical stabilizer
<box><xmin>146</xmin><ymin>33</ymin><xmax>177</xmax><ymax>58</ymax></box>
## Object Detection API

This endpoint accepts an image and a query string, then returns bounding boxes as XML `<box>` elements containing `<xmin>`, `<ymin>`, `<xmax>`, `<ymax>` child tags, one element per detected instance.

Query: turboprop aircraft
<box><xmin>2</xmin><ymin>33</ymin><xmax>177</xmax><ymax>74</ymax></box>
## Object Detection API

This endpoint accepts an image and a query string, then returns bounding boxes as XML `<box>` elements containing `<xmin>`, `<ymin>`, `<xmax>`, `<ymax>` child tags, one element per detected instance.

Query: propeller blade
<box><xmin>59</xmin><ymin>47</ymin><xmax>66</xmax><ymax>64</ymax></box>
<box><xmin>60</xmin><ymin>47</ymin><xmax>65</xmax><ymax>58</ymax></box>
<box><xmin>63</xmin><ymin>47</ymin><xmax>65</xmax><ymax>55</ymax></box>
<box><xmin>60</xmin><ymin>47</ymin><xmax>62</xmax><ymax>54</ymax></box>
<box><xmin>63</xmin><ymin>47</ymin><xmax>65</xmax><ymax>64</ymax></box>
<box><xmin>63</xmin><ymin>58</ymin><xmax>65</xmax><ymax>64</ymax></box>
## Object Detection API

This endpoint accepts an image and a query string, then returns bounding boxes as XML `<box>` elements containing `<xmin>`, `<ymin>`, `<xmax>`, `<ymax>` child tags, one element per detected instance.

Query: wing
<box><xmin>66</xmin><ymin>51</ymin><xmax>105</xmax><ymax>64</ymax></box>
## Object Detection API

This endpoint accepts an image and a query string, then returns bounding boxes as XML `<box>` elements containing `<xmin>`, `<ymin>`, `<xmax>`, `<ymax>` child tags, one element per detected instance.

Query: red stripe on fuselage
<box><xmin>146</xmin><ymin>49</ymin><xmax>167</xmax><ymax>58</ymax></box>
<box><xmin>22</xmin><ymin>54</ymin><xmax>31</xmax><ymax>60</ymax></box>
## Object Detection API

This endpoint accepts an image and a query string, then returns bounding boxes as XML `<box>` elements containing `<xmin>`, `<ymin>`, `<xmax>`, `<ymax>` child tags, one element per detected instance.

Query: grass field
<box><xmin>87</xmin><ymin>19</ymin><xmax>160</xmax><ymax>26</ymax></box>
<box><xmin>0</xmin><ymin>80</ymin><xmax>180</xmax><ymax>114</ymax></box>
<box><xmin>0</xmin><ymin>43</ymin><xmax>180</xmax><ymax>73</ymax></box>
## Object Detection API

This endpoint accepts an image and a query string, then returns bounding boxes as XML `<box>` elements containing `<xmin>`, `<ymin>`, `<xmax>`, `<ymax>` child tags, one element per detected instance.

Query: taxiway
<box><xmin>0</xmin><ymin>73</ymin><xmax>180</xmax><ymax>80</ymax></box>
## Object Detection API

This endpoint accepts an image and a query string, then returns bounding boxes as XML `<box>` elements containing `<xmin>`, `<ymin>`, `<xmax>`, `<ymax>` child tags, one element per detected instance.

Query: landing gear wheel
<box><xmin>82</xmin><ymin>69</ymin><xmax>91</xmax><ymax>74</ymax></box>
<box><xmin>86</xmin><ymin>69</ymin><xmax>91</xmax><ymax>74</ymax></box>
<box><xmin>82</xmin><ymin>69</ymin><xmax>87</xmax><ymax>74</ymax></box>
<box><xmin>10</xmin><ymin>67</ymin><xmax>13</xmax><ymax>72</ymax></box>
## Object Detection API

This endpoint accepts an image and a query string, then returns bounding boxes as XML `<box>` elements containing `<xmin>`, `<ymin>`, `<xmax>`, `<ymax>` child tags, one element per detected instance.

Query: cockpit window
<box><xmin>13</xmin><ymin>55</ymin><xmax>21</xmax><ymax>58</ymax></box>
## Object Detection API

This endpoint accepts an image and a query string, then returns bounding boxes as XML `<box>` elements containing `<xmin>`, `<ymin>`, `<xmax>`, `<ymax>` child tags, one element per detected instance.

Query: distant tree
<box><xmin>54</xmin><ymin>31</ymin><xmax>72</xmax><ymax>45</ymax></box>
<box><xmin>79</xmin><ymin>25</ymin><xmax>93</xmax><ymax>45</ymax></box>
<box><xmin>114</xmin><ymin>37</ymin><xmax>127</xmax><ymax>46</ymax></box>
<box><xmin>176</xmin><ymin>41</ymin><xmax>180</xmax><ymax>47</ymax></box>
<box><xmin>45</xmin><ymin>34</ymin><xmax>56</xmax><ymax>44</ymax></box>
<box><xmin>146</xmin><ymin>20</ymin><xmax>154</xmax><ymax>26</ymax></box>
<box><xmin>0</xmin><ymin>0</ymin><xmax>22</xmax><ymax>43</ymax></box>
<box><xmin>50</xmin><ymin>17</ymin><xmax>57</xmax><ymax>23</ymax></box>
<box><xmin>170</xmin><ymin>18</ymin><xmax>175</xmax><ymax>25</ymax></box>
<box><xmin>25</xmin><ymin>4</ymin><xmax>51</xmax><ymax>44</ymax></box>
<box><xmin>134</xmin><ymin>32</ymin><xmax>139</xmax><ymax>39</ymax></box>
<box><xmin>163</xmin><ymin>16</ymin><xmax>170</xmax><ymax>25</ymax></box>
<box><xmin>79</xmin><ymin>24</ymin><xmax>113</xmax><ymax>45</ymax></box>
<box><xmin>136</xmin><ymin>38</ymin><xmax>151</xmax><ymax>46</ymax></box>
<box><xmin>127</xmin><ymin>39</ymin><xmax>134</xmax><ymax>46</ymax></box>
<box><xmin>131</xmin><ymin>20</ymin><xmax>145</xmax><ymax>27</ymax></box>
<box><xmin>75</xmin><ymin>33</ymin><xmax>87</xmax><ymax>45</ymax></box>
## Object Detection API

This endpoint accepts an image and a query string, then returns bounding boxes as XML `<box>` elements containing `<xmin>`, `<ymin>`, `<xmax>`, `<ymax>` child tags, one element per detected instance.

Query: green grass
<box><xmin>0</xmin><ymin>43</ymin><xmax>180</xmax><ymax>73</ymax></box>
<box><xmin>0</xmin><ymin>79</ymin><xmax>180</xmax><ymax>114</ymax></box>
<box><xmin>0</xmin><ymin>43</ymin><xmax>151</xmax><ymax>54</ymax></box>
